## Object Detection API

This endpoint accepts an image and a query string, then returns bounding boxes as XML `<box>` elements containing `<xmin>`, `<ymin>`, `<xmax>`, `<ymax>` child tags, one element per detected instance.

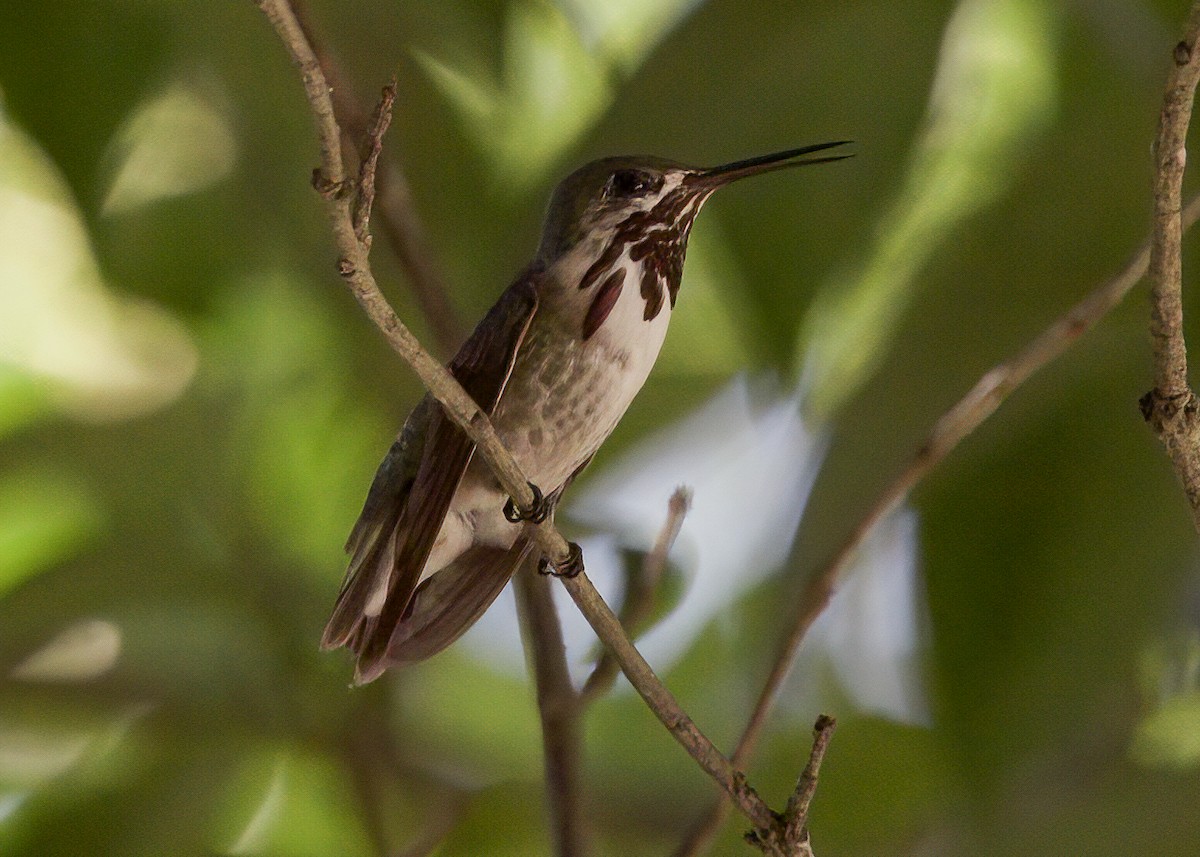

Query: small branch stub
<box><xmin>1140</xmin><ymin>388</ymin><xmax>1199</xmax><ymax>425</ymax></box>
<box><xmin>311</xmin><ymin>167</ymin><xmax>342</xmax><ymax>198</ymax></box>
<box><xmin>1140</xmin><ymin>389</ymin><xmax>1200</xmax><ymax>523</ymax></box>
<box><xmin>742</xmin><ymin>715</ymin><xmax>836</xmax><ymax>857</ymax></box>
<box><xmin>286</xmin><ymin>0</ymin><xmax>466</xmax><ymax>355</ymax></box>
<box><xmin>783</xmin><ymin>715</ymin><xmax>837</xmax><ymax>844</ymax></box>
<box><xmin>353</xmin><ymin>79</ymin><xmax>397</xmax><ymax>245</ymax></box>
<box><xmin>1178</xmin><ymin>38</ymin><xmax>1194</xmax><ymax>67</ymax></box>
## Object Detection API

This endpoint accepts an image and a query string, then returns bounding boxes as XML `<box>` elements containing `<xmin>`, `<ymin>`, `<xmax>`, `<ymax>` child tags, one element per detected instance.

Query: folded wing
<box><xmin>321</xmin><ymin>273</ymin><xmax>540</xmax><ymax>682</ymax></box>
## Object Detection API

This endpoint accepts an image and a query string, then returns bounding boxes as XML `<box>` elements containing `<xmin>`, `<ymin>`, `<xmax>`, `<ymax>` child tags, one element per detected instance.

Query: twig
<box><xmin>1144</xmin><ymin>2</ymin><xmax>1200</xmax><ymax>529</ymax></box>
<box><xmin>353</xmin><ymin>79</ymin><xmax>394</xmax><ymax>246</ymax></box>
<box><xmin>372</xmin><ymin>159</ymin><xmax>468</xmax><ymax>356</ymax></box>
<box><xmin>781</xmin><ymin>716</ymin><xmax>836</xmax><ymax>846</ymax></box>
<box><xmin>581</xmin><ymin>487</ymin><xmax>692</xmax><ymax>704</ymax></box>
<box><xmin>674</xmin><ymin>195</ymin><xmax>1200</xmax><ymax>857</ymax></box>
<box><xmin>254</xmin><ymin>0</ymin><xmax>781</xmax><ymax>838</ymax></box>
<box><xmin>290</xmin><ymin>0</ymin><xmax>466</xmax><ymax>357</ymax></box>
<box><xmin>338</xmin><ymin>685</ymin><xmax>474</xmax><ymax>857</ymax></box>
<box><xmin>744</xmin><ymin>716</ymin><xmax>835</xmax><ymax>857</ymax></box>
<box><xmin>515</xmin><ymin>561</ymin><xmax>590</xmax><ymax>857</ymax></box>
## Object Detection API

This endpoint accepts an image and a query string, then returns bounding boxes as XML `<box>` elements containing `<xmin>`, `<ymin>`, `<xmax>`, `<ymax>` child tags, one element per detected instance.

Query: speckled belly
<box><xmin>424</xmin><ymin>270</ymin><xmax>671</xmax><ymax>576</ymax></box>
<box><xmin>489</xmin><ymin>323</ymin><xmax>635</xmax><ymax>491</ymax></box>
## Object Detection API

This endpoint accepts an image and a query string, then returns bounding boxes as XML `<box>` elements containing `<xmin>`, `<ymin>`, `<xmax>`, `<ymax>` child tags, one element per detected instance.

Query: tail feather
<box><xmin>321</xmin><ymin>510</ymin><xmax>402</xmax><ymax>651</ymax></box>
<box><xmin>353</xmin><ymin>538</ymin><xmax>533</xmax><ymax>683</ymax></box>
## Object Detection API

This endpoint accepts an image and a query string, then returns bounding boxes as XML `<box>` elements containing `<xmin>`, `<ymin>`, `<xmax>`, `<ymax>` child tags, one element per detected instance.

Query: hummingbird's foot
<box><xmin>503</xmin><ymin>482</ymin><xmax>551</xmax><ymax>524</ymax></box>
<box><xmin>538</xmin><ymin>541</ymin><xmax>584</xmax><ymax>578</ymax></box>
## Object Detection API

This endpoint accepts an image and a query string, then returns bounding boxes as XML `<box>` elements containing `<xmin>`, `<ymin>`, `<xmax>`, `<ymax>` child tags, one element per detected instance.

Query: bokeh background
<box><xmin>3</xmin><ymin>0</ymin><xmax>1200</xmax><ymax>854</ymax></box>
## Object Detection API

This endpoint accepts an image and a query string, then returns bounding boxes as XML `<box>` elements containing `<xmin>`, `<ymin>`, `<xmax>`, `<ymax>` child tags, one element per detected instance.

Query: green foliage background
<box><xmin>2</xmin><ymin>1</ymin><xmax>1200</xmax><ymax>855</ymax></box>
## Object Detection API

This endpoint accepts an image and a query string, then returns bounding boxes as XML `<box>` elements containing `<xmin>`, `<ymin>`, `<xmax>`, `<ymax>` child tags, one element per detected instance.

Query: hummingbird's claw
<box><xmin>504</xmin><ymin>481</ymin><xmax>551</xmax><ymax>524</ymax></box>
<box><xmin>538</xmin><ymin>541</ymin><xmax>584</xmax><ymax>578</ymax></box>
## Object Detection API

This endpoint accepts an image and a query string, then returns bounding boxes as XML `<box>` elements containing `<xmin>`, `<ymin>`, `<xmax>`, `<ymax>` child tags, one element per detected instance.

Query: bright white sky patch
<box><xmin>788</xmin><ymin>507</ymin><xmax>930</xmax><ymax>725</ymax></box>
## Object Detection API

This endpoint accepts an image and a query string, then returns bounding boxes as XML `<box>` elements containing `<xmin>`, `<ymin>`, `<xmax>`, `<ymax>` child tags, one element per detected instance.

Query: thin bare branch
<box><xmin>257</xmin><ymin>0</ymin><xmax>344</xmax><ymax>187</ymax></box>
<box><xmin>743</xmin><ymin>715</ymin><xmax>835</xmax><ymax>857</ymax></box>
<box><xmin>674</xmin><ymin>195</ymin><xmax>1200</xmax><ymax>857</ymax></box>
<box><xmin>1150</xmin><ymin>6</ymin><xmax>1200</xmax><ymax>397</ymax></box>
<box><xmin>370</xmin><ymin>161</ymin><xmax>468</xmax><ymax>356</ymax></box>
<box><xmin>515</xmin><ymin>561</ymin><xmax>591</xmax><ymax>857</ymax></box>
<box><xmin>290</xmin><ymin>0</ymin><xmax>466</xmax><ymax>356</ymax></box>
<box><xmin>1144</xmin><ymin>2</ymin><xmax>1200</xmax><ymax>528</ymax></box>
<box><xmin>339</xmin><ymin>687</ymin><xmax>396</xmax><ymax>857</ymax></box>
<box><xmin>255</xmin><ymin>0</ymin><xmax>780</xmax><ymax>838</ymax></box>
<box><xmin>339</xmin><ymin>685</ymin><xmax>472</xmax><ymax>857</ymax></box>
<box><xmin>581</xmin><ymin>487</ymin><xmax>692</xmax><ymax>704</ymax></box>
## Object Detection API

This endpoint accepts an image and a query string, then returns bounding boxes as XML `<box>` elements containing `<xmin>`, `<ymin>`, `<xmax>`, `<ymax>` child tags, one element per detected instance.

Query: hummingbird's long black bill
<box><xmin>698</xmin><ymin>141</ymin><xmax>853</xmax><ymax>186</ymax></box>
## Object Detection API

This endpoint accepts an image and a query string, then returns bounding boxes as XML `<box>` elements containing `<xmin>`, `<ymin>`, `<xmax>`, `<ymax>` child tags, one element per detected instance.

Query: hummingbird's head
<box><xmin>534</xmin><ymin>143</ymin><xmax>851</xmax><ymax>335</ymax></box>
<box><xmin>534</xmin><ymin>142</ymin><xmax>853</xmax><ymax>265</ymax></box>
<box><xmin>536</xmin><ymin>156</ymin><xmax>684</xmax><ymax>264</ymax></box>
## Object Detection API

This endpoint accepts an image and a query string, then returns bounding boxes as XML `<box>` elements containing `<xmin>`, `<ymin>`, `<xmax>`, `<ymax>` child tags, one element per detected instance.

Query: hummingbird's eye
<box><xmin>607</xmin><ymin>169</ymin><xmax>658</xmax><ymax>198</ymax></box>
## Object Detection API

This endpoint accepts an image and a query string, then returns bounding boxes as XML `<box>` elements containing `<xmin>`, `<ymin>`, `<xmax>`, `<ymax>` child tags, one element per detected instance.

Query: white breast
<box><xmin>585</xmin><ymin>255</ymin><xmax>672</xmax><ymax>411</ymax></box>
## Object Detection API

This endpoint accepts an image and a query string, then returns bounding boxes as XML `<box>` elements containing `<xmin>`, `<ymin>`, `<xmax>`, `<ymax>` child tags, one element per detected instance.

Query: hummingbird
<box><xmin>322</xmin><ymin>142</ymin><xmax>851</xmax><ymax>683</ymax></box>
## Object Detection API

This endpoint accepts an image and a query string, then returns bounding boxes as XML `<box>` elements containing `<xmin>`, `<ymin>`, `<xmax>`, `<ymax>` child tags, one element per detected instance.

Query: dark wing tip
<box><xmin>353</xmin><ymin>654</ymin><xmax>389</xmax><ymax>685</ymax></box>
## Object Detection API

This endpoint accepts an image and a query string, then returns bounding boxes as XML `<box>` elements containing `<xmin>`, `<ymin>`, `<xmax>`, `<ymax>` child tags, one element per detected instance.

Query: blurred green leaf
<box><xmin>416</xmin><ymin>2</ymin><xmax>609</xmax><ymax>188</ymax></box>
<box><xmin>415</xmin><ymin>0</ymin><xmax>703</xmax><ymax>189</ymax></box>
<box><xmin>101</xmin><ymin>79</ymin><xmax>236</xmax><ymax>216</ymax></box>
<box><xmin>0</xmin><ymin>469</ymin><xmax>100</xmax><ymax>597</ymax></box>
<box><xmin>0</xmin><ymin>107</ymin><xmax>197</xmax><ymax>421</ymax></box>
<box><xmin>211</xmin><ymin>747</ymin><xmax>373</xmax><ymax>857</ymax></box>
<box><xmin>0</xmin><ymin>724</ymin><xmax>93</xmax><ymax>790</ymax></box>
<box><xmin>1132</xmin><ymin>692</ymin><xmax>1200</xmax><ymax>770</ymax></box>
<box><xmin>1133</xmin><ymin>631</ymin><xmax>1200</xmax><ymax>770</ymax></box>
<box><xmin>10</xmin><ymin>618</ymin><xmax>122</xmax><ymax>683</ymax></box>
<box><xmin>204</xmin><ymin>276</ymin><xmax>389</xmax><ymax>579</ymax></box>
<box><xmin>398</xmin><ymin>656</ymin><xmax>543</xmax><ymax>784</ymax></box>
<box><xmin>437</xmin><ymin>782</ymin><xmax>545</xmax><ymax>857</ymax></box>
<box><xmin>618</xmin><ymin>546</ymin><xmax>688</xmax><ymax>640</ymax></box>
<box><xmin>0</xmin><ymin>366</ymin><xmax>48</xmax><ymax>437</ymax></box>
<box><xmin>799</xmin><ymin>0</ymin><xmax>1058</xmax><ymax>419</ymax></box>
<box><xmin>558</xmin><ymin>0</ymin><xmax>702</xmax><ymax>72</ymax></box>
